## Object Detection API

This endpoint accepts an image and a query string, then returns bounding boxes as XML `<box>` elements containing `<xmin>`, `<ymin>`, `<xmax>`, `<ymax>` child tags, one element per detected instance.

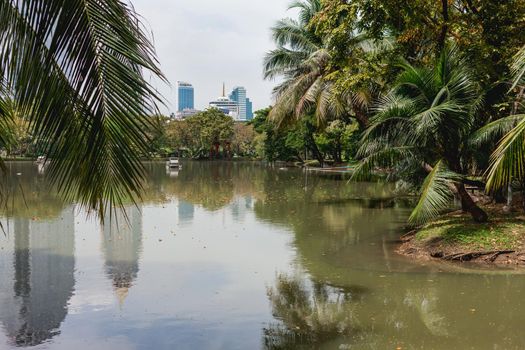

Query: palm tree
<box><xmin>476</xmin><ymin>46</ymin><xmax>525</xmax><ymax>193</ymax></box>
<box><xmin>0</xmin><ymin>0</ymin><xmax>165</xmax><ymax>218</ymax></box>
<box><xmin>264</xmin><ymin>0</ymin><xmax>390</xmax><ymax>134</ymax></box>
<box><xmin>263</xmin><ymin>0</ymin><xmax>328</xmax><ymax>165</ymax></box>
<box><xmin>263</xmin><ymin>0</ymin><xmax>322</xmax><ymax>83</ymax></box>
<box><xmin>354</xmin><ymin>46</ymin><xmax>488</xmax><ymax>224</ymax></box>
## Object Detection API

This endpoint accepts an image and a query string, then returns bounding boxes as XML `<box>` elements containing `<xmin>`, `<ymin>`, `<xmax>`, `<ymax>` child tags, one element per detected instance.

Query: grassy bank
<box><xmin>399</xmin><ymin>207</ymin><xmax>525</xmax><ymax>265</ymax></box>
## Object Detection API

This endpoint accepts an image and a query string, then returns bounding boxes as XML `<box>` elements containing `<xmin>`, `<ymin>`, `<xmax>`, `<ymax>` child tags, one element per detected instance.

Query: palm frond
<box><xmin>287</xmin><ymin>0</ymin><xmax>321</xmax><ymax>26</ymax></box>
<box><xmin>486</xmin><ymin>116</ymin><xmax>525</xmax><ymax>191</ymax></box>
<box><xmin>0</xmin><ymin>0</ymin><xmax>166</xmax><ymax>219</ymax></box>
<box><xmin>409</xmin><ymin>160</ymin><xmax>461</xmax><ymax>225</ymax></box>
<box><xmin>511</xmin><ymin>45</ymin><xmax>525</xmax><ymax>90</ymax></box>
<box><xmin>351</xmin><ymin>143</ymin><xmax>414</xmax><ymax>181</ymax></box>
<box><xmin>263</xmin><ymin>47</ymin><xmax>308</xmax><ymax>80</ymax></box>
<box><xmin>271</xmin><ymin>18</ymin><xmax>319</xmax><ymax>53</ymax></box>
<box><xmin>470</xmin><ymin>114</ymin><xmax>525</xmax><ymax>147</ymax></box>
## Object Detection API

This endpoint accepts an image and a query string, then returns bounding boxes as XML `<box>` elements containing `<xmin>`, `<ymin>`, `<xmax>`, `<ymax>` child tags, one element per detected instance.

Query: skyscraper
<box><xmin>177</xmin><ymin>81</ymin><xmax>194</xmax><ymax>112</ymax></box>
<box><xmin>246</xmin><ymin>98</ymin><xmax>253</xmax><ymax>120</ymax></box>
<box><xmin>229</xmin><ymin>86</ymin><xmax>247</xmax><ymax>121</ymax></box>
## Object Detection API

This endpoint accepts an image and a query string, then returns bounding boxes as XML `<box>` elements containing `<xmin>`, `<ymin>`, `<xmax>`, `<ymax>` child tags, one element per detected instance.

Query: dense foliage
<box><xmin>263</xmin><ymin>0</ymin><xmax>525</xmax><ymax>224</ymax></box>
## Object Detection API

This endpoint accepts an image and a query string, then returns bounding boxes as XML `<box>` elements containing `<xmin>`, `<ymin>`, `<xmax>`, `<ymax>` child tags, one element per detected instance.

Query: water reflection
<box><xmin>0</xmin><ymin>207</ymin><xmax>75</xmax><ymax>347</ymax></box>
<box><xmin>101</xmin><ymin>207</ymin><xmax>143</xmax><ymax>306</ymax></box>
<box><xmin>1</xmin><ymin>162</ymin><xmax>524</xmax><ymax>349</ymax></box>
<box><xmin>263</xmin><ymin>274</ymin><xmax>361</xmax><ymax>350</ymax></box>
<box><xmin>178</xmin><ymin>200</ymin><xmax>194</xmax><ymax>223</ymax></box>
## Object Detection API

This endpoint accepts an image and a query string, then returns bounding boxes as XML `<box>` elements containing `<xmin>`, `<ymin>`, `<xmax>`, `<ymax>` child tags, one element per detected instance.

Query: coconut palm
<box><xmin>263</xmin><ymin>0</ymin><xmax>322</xmax><ymax>81</ymax></box>
<box><xmin>476</xmin><ymin>46</ymin><xmax>525</xmax><ymax>192</ymax></box>
<box><xmin>0</xmin><ymin>0</ymin><xmax>165</xmax><ymax>217</ymax></box>
<box><xmin>263</xmin><ymin>0</ymin><xmax>328</xmax><ymax>126</ymax></box>
<box><xmin>354</xmin><ymin>46</ymin><xmax>488</xmax><ymax>224</ymax></box>
<box><xmin>264</xmin><ymin>0</ymin><xmax>389</xmax><ymax>132</ymax></box>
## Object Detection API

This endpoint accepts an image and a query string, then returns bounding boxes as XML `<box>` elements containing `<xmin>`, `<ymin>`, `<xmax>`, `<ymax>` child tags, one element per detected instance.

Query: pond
<box><xmin>0</xmin><ymin>161</ymin><xmax>524</xmax><ymax>350</ymax></box>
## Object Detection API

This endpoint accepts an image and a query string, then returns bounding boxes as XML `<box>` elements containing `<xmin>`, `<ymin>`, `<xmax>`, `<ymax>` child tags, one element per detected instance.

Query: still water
<box><xmin>0</xmin><ymin>161</ymin><xmax>524</xmax><ymax>350</ymax></box>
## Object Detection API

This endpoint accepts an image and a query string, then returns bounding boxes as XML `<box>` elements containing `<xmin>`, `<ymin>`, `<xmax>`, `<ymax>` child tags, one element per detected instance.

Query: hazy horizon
<box><xmin>132</xmin><ymin>0</ymin><xmax>293</xmax><ymax>114</ymax></box>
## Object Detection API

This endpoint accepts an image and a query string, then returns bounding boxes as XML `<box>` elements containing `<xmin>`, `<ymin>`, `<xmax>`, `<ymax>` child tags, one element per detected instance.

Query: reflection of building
<box><xmin>102</xmin><ymin>207</ymin><xmax>143</xmax><ymax>305</ymax></box>
<box><xmin>178</xmin><ymin>200</ymin><xmax>194</xmax><ymax>223</ymax></box>
<box><xmin>230</xmin><ymin>196</ymin><xmax>253</xmax><ymax>222</ymax></box>
<box><xmin>177</xmin><ymin>81</ymin><xmax>194</xmax><ymax>112</ymax></box>
<box><xmin>0</xmin><ymin>207</ymin><xmax>76</xmax><ymax>347</ymax></box>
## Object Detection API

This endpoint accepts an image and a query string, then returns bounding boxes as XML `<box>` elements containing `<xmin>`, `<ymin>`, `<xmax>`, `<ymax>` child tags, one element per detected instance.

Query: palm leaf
<box><xmin>409</xmin><ymin>160</ymin><xmax>461</xmax><ymax>225</ymax></box>
<box><xmin>470</xmin><ymin>114</ymin><xmax>525</xmax><ymax>147</ymax></box>
<box><xmin>0</xmin><ymin>0</ymin><xmax>166</xmax><ymax>219</ymax></box>
<box><xmin>486</xmin><ymin>116</ymin><xmax>525</xmax><ymax>191</ymax></box>
<box><xmin>511</xmin><ymin>45</ymin><xmax>525</xmax><ymax>90</ymax></box>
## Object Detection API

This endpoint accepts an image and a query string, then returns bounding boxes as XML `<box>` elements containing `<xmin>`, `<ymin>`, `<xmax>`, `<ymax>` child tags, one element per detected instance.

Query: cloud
<box><xmin>131</xmin><ymin>0</ymin><xmax>292</xmax><ymax>113</ymax></box>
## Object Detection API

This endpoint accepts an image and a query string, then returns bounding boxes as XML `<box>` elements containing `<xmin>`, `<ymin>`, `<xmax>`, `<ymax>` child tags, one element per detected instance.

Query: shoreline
<box><xmin>397</xmin><ymin>206</ymin><xmax>525</xmax><ymax>267</ymax></box>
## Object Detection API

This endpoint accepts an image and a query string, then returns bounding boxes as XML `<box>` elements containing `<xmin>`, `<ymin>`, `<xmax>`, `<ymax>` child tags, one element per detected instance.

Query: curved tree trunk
<box><xmin>455</xmin><ymin>183</ymin><xmax>488</xmax><ymax>222</ymax></box>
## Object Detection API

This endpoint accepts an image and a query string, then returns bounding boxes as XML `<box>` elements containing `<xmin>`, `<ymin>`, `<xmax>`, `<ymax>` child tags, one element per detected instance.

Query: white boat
<box><xmin>167</xmin><ymin>157</ymin><xmax>182</xmax><ymax>169</ymax></box>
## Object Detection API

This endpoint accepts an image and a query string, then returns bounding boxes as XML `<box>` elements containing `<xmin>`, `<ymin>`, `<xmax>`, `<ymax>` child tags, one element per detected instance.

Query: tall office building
<box><xmin>177</xmin><ymin>81</ymin><xmax>194</xmax><ymax>112</ymax></box>
<box><xmin>246</xmin><ymin>98</ymin><xmax>253</xmax><ymax>120</ymax></box>
<box><xmin>229</xmin><ymin>86</ymin><xmax>247</xmax><ymax>121</ymax></box>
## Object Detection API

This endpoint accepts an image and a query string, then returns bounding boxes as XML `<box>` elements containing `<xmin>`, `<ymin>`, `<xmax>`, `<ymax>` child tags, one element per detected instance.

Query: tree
<box><xmin>355</xmin><ymin>46</ymin><xmax>488</xmax><ymax>223</ymax></box>
<box><xmin>182</xmin><ymin>109</ymin><xmax>234</xmax><ymax>159</ymax></box>
<box><xmin>231</xmin><ymin>123</ymin><xmax>257</xmax><ymax>158</ymax></box>
<box><xmin>251</xmin><ymin>108</ymin><xmax>304</xmax><ymax>163</ymax></box>
<box><xmin>315</xmin><ymin>120</ymin><xmax>357</xmax><ymax>163</ymax></box>
<box><xmin>144</xmin><ymin>115</ymin><xmax>171</xmax><ymax>157</ymax></box>
<box><xmin>0</xmin><ymin>0</ymin><xmax>165</xmax><ymax>217</ymax></box>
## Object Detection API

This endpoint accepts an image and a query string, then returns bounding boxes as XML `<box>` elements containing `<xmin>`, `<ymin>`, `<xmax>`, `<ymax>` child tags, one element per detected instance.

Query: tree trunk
<box><xmin>352</xmin><ymin>107</ymin><xmax>369</xmax><ymax>129</ymax></box>
<box><xmin>438</xmin><ymin>0</ymin><xmax>449</xmax><ymax>51</ymax></box>
<box><xmin>305</xmin><ymin>129</ymin><xmax>324</xmax><ymax>167</ymax></box>
<box><xmin>455</xmin><ymin>183</ymin><xmax>488</xmax><ymax>222</ymax></box>
<box><xmin>503</xmin><ymin>184</ymin><xmax>513</xmax><ymax>213</ymax></box>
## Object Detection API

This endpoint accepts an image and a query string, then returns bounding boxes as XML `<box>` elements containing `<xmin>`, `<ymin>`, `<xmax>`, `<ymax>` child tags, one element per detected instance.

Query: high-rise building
<box><xmin>177</xmin><ymin>81</ymin><xmax>194</xmax><ymax>112</ymax></box>
<box><xmin>173</xmin><ymin>108</ymin><xmax>200</xmax><ymax>120</ymax></box>
<box><xmin>209</xmin><ymin>83</ymin><xmax>239</xmax><ymax>118</ymax></box>
<box><xmin>246</xmin><ymin>98</ymin><xmax>253</xmax><ymax>120</ymax></box>
<box><xmin>229</xmin><ymin>86</ymin><xmax>247</xmax><ymax>121</ymax></box>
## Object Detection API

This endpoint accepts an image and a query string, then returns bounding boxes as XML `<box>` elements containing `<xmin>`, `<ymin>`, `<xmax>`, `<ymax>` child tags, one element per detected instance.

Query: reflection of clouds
<box><xmin>68</xmin><ymin>292</ymin><xmax>114</xmax><ymax>315</ymax></box>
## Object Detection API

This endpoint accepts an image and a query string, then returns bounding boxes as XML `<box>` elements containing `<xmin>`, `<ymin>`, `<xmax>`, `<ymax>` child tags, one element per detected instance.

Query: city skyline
<box><xmin>178</xmin><ymin>82</ymin><xmax>254</xmax><ymax>121</ymax></box>
<box><xmin>131</xmin><ymin>0</ymin><xmax>293</xmax><ymax>114</ymax></box>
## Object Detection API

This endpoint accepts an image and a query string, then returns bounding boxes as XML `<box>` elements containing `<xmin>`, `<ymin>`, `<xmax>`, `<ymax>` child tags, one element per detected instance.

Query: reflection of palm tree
<box><xmin>0</xmin><ymin>207</ymin><xmax>75</xmax><ymax>347</ymax></box>
<box><xmin>403</xmin><ymin>288</ymin><xmax>449</xmax><ymax>337</ymax></box>
<box><xmin>101</xmin><ymin>206</ymin><xmax>143</xmax><ymax>306</ymax></box>
<box><xmin>263</xmin><ymin>274</ymin><xmax>357</xmax><ymax>349</ymax></box>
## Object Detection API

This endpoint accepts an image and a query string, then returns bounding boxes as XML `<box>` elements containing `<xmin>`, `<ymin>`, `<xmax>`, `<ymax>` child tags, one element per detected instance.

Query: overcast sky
<box><xmin>131</xmin><ymin>0</ymin><xmax>293</xmax><ymax>113</ymax></box>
